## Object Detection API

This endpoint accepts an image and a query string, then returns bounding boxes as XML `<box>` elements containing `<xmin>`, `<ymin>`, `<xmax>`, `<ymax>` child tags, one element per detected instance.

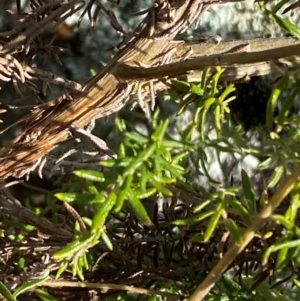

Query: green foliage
<box><xmin>177</xmin><ymin>66</ymin><xmax>236</xmax><ymax>140</ymax></box>
<box><xmin>3</xmin><ymin>64</ymin><xmax>300</xmax><ymax>301</ymax></box>
<box><xmin>53</xmin><ymin>112</ymin><xmax>190</xmax><ymax>280</ymax></box>
<box><xmin>2</xmin><ymin>2</ymin><xmax>300</xmax><ymax>300</ymax></box>
<box><xmin>51</xmin><ymin>62</ymin><xmax>300</xmax><ymax>299</ymax></box>
<box><xmin>259</xmin><ymin>1</ymin><xmax>300</xmax><ymax>39</ymax></box>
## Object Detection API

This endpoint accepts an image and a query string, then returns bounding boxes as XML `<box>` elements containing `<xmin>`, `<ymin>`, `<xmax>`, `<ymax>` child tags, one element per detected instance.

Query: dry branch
<box><xmin>0</xmin><ymin>0</ymin><xmax>299</xmax><ymax>180</ymax></box>
<box><xmin>0</xmin><ymin>0</ymin><xmax>209</xmax><ymax>179</ymax></box>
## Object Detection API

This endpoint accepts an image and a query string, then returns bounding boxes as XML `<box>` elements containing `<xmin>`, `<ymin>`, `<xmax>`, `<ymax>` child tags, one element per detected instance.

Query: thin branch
<box><xmin>188</xmin><ymin>165</ymin><xmax>300</xmax><ymax>301</ymax></box>
<box><xmin>42</xmin><ymin>280</ymin><xmax>182</xmax><ymax>300</ymax></box>
<box><xmin>117</xmin><ymin>41</ymin><xmax>300</xmax><ymax>80</ymax></box>
<box><xmin>0</xmin><ymin>1</ymin><xmax>298</xmax><ymax>180</ymax></box>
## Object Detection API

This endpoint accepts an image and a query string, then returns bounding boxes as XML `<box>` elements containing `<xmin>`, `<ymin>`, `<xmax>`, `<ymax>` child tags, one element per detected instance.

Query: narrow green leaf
<box><xmin>115</xmin><ymin>174</ymin><xmax>132</xmax><ymax>212</ymax></box>
<box><xmin>203</xmin><ymin>97</ymin><xmax>216</xmax><ymax>109</ymax></box>
<box><xmin>123</xmin><ymin>144</ymin><xmax>156</xmax><ymax>177</ymax></box>
<box><xmin>156</xmin><ymin>156</ymin><xmax>184</xmax><ymax>178</ymax></box>
<box><xmin>214</xmin><ymin>105</ymin><xmax>222</xmax><ymax>132</ymax></box>
<box><xmin>128</xmin><ymin>192</ymin><xmax>151</xmax><ymax>225</ymax></box>
<box><xmin>101</xmin><ymin>230</ymin><xmax>113</xmax><ymax>250</ymax></box>
<box><xmin>21</xmin><ymin>182</ymin><xmax>51</xmax><ymax>194</ymax></box>
<box><xmin>87</xmin><ymin>183</ymin><xmax>99</xmax><ymax>195</ymax></box>
<box><xmin>277</xmin><ymin>87</ymin><xmax>300</xmax><ymax>125</ymax></box>
<box><xmin>139</xmin><ymin>164</ymin><xmax>148</xmax><ymax>194</ymax></box>
<box><xmin>81</xmin><ymin>252</ymin><xmax>89</xmax><ymax>271</ymax></box>
<box><xmin>211</xmin><ymin>67</ymin><xmax>224</xmax><ymax>96</ymax></box>
<box><xmin>115</xmin><ymin>189</ymin><xmax>128</xmax><ymax>212</ymax></box>
<box><xmin>199</xmin><ymin>108</ymin><xmax>208</xmax><ymax>141</ymax></box>
<box><xmin>224</xmin><ymin>218</ymin><xmax>243</xmax><ymax>245</ymax></box>
<box><xmin>273</xmin><ymin>214</ymin><xmax>300</xmax><ymax>236</ymax></box>
<box><xmin>260</xmin><ymin>3</ymin><xmax>300</xmax><ymax>39</ymax></box>
<box><xmin>170</xmin><ymin>79</ymin><xmax>190</xmax><ymax>91</ymax></box>
<box><xmin>286</xmin><ymin>181</ymin><xmax>300</xmax><ymax>222</ymax></box>
<box><xmin>258</xmin><ymin>156</ymin><xmax>278</xmax><ymax>170</ymax></box>
<box><xmin>263</xmin><ymin>238</ymin><xmax>300</xmax><ymax>266</ymax></box>
<box><xmin>189</xmin><ymin>233</ymin><xmax>204</xmax><ymax>243</ymax></box>
<box><xmin>55</xmin><ymin>192</ymin><xmax>103</xmax><ymax>204</ymax></box>
<box><xmin>174</xmin><ymin>210</ymin><xmax>214</xmax><ymax>226</ymax></box>
<box><xmin>266</xmin><ymin>75</ymin><xmax>289</xmax><ymax>128</ymax></box>
<box><xmin>241</xmin><ymin>169</ymin><xmax>255</xmax><ymax>204</ymax></box>
<box><xmin>118</xmin><ymin>143</ymin><xmax>126</xmax><ymax>159</ymax></box>
<box><xmin>228</xmin><ymin>199</ymin><xmax>252</xmax><ymax>225</ymax></box>
<box><xmin>91</xmin><ymin>192</ymin><xmax>116</xmax><ymax>232</ymax></box>
<box><xmin>73</xmin><ymin>170</ymin><xmax>105</xmax><ymax>182</ymax></box>
<box><xmin>294</xmin><ymin>278</ymin><xmax>300</xmax><ymax>290</ymax></box>
<box><xmin>53</xmin><ymin>239</ymin><xmax>81</xmax><ymax>260</ymax></box>
<box><xmin>221</xmin><ymin>275</ymin><xmax>241</xmax><ymax>294</ymax></box>
<box><xmin>124</xmin><ymin>132</ymin><xmax>148</xmax><ymax>144</ymax></box>
<box><xmin>275</xmin><ymin>246</ymin><xmax>289</xmax><ymax>271</ymax></box>
<box><xmin>200</xmin><ymin>67</ymin><xmax>211</xmax><ymax>90</ymax></box>
<box><xmin>152</xmin><ymin>119</ymin><xmax>169</xmax><ymax>142</ymax></box>
<box><xmin>18</xmin><ymin>257</ymin><xmax>25</xmax><ymax>271</ymax></box>
<box><xmin>148</xmin><ymin>176</ymin><xmax>172</xmax><ymax>196</ymax></box>
<box><xmin>115</xmin><ymin>117</ymin><xmax>126</xmax><ymax>132</ymax></box>
<box><xmin>193</xmin><ymin>105</ymin><xmax>203</xmax><ymax>125</ymax></box>
<box><xmin>160</xmin><ymin>139</ymin><xmax>189</xmax><ymax>149</ymax></box>
<box><xmin>99</xmin><ymin>159</ymin><xmax>115</xmax><ymax>167</ymax></box>
<box><xmin>177</xmin><ymin>94</ymin><xmax>195</xmax><ymax>116</ymax></box>
<box><xmin>218</xmin><ymin>83</ymin><xmax>235</xmax><ymax>102</ymax></box>
<box><xmin>193</xmin><ymin>200</ymin><xmax>212</xmax><ymax>213</ymax></box>
<box><xmin>273</xmin><ymin>0</ymin><xmax>291</xmax><ymax>13</ymax></box>
<box><xmin>77</xmin><ymin>261</ymin><xmax>85</xmax><ymax>280</ymax></box>
<box><xmin>267</xmin><ymin>165</ymin><xmax>284</xmax><ymax>188</ymax></box>
<box><xmin>137</xmin><ymin>188</ymin><xmax>157</xmax><ymax>199</ymax></box>
<box><xmin>190</xmin><ymin>83</ymin><xmax>204</xmax><ymax>96</ymax></box>
<box><xmin>35</xmin><ymin>289</ymin><xmax>59</xmax><ymax>301</ymax></box>
<box><xmin>173</xmin><ymin>150</ymin><xmax>189</xmax><ymax>164</ymax></box>
<box><xmin>13</xmin><ymin>276</ymin><xmax>48</xmax><ymax>299</ymax></box>
<box><xmin>55</xmin><ymin>261</ymin><xmax>68</xmax><ymax>279</ymax></box>
<box><xmin>73</xmin><ymin>260</ymin><xmax>84</xmax><ymax>279</ymax></box>
<box><xmin>0</xmin><ymin>281</ymin><xmax>14</xmax><ymax>301</ymax></box>
<box><xmin>204</xmin><ymin>201</ymin><xmax>223</xmax><ymax>242</ymax></box>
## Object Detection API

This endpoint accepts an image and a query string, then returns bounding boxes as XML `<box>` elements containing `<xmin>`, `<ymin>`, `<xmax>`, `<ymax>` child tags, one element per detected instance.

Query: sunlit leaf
<box><xmin>55</xmin><ymin>192</ymin><xmax>104</xmax><ymax>204</ymax></box>
<box><xmin>55</xmin><ymin>261</ymin><xmax>68</xmax><ymax>279</ymax></box>
<box><xmin>171</xmin><ymin>79</ymin><xmax>190</xmax><ymax>91</ymax></box>
<box><xmin>263</xmin><ymin>238</ymin><xmax>300</xmax><ymax>266</ymax></box>
<box><xmin>13</xmin><ymin>275</ymin><xmax>48</xmax><ymax>299</ymax></box>
<box><xmin>92</xmin><ymin>192</ymin><xmax>116</xmax><ymax>232</ymax></box>
<box><xmin>277</xmin><ymin>87</ymin><xmax>300</xmax><ymax>125</ymax></box>
<box><xmin>267</xmin><ymin>165</ymin><xmax>284</xmax><ymax>188</ymax></box>
<box><xmin>260</xmin><ymin>2</ymin><xmax>300</xmax><ymax>39</ymax></box>
<box><xmin>73</xmin><ymin>170</ymin><xmax>105</xmax><ymax>182</ymax></box>
<box><xmin>123</xmin><ymin>145</ymin><xmax>156</xmax><ymax>177</ymax></box>
<box><xmin>174</xmin><ymin>210</ymin><xmax>214</xmax><ymax>226</ymax></box>
<box><xmin>190</xmin><ymin>83</ymin><xmax>204</xmax><ymax>96</ymax></box>
<box><xmin>127</xmin><ymin>192</ymin><xmax>151</xmax><ymax>225</ymax></box>
<box><xmin>101</xmin><ymin>230</ymin><xmax>113</xmax><ymax>250</ymax></box>
<box><xmin>204</xmin><ymin>201</ymin><xmax>223</xmax><ymax>242</ymax></box>
<box><xmin>224</xmin><ymin>218</ymin><xmax>242</xmax><ymax>245</ymax></box>
<box><xmin>228</xmin><ymin>198</ymin><xmax>252</xmax><ymax>224</ymax></box>
<box><xmin>53</xmin><ymin>236</ymin><xmax>93</xmax><ymax>260</ymax></box>
<box><xmin>265</xmin><ymin>74</ymin><xmax>289</xmax><ymax>128</ymax></box>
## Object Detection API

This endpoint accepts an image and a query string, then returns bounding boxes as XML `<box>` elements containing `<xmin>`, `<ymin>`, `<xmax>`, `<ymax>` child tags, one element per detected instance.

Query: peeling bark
<box><xmin>0</xmin><ymin>0</ymin><xmax>299</xmax><ymax>179</ymax></box>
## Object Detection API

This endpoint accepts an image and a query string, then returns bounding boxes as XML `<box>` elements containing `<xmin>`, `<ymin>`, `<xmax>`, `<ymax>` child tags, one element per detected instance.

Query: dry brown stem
<box><xmin>0</xmin><ymin>0</ymin><xmax>299</xmax><ymax>181</ymax></box>
<box><xmin>0</xmin><ymin>0</ymin><xmax>209</xmax><ymax>178</ymax></box>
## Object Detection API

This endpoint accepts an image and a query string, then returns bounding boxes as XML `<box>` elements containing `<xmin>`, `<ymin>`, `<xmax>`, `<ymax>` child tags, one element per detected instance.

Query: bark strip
<box><xmin>0</xmin><ymin>0</ymin><xmax>299</xmax><ymax>179</ymax></box>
